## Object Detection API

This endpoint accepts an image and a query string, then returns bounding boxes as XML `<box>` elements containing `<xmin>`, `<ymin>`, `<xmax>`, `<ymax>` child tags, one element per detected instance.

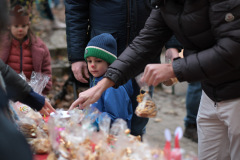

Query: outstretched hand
<box><xmin>69</xmin><ymin>78</ymin><xmax>115</xmax><ymax>110</ymax></box>
<box><xmin>39</xmin><ymin>99</ymin><xmax>56</xmax><ymax>116</ymax></box>
<box><xmin>69</xmin><ymin>86</ymin><xmax>102</xmax><ymax>110</ymax></box>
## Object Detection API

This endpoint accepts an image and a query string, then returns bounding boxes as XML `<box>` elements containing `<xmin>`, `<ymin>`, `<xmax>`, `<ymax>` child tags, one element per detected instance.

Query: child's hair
<box><xmin>8</xmin><ymin>4</ymin><xmax>35</xmax><ymax>47</ymax></box>
<box><xmin>84</xmin><ymin>33</ymin><xmax>117</xmax><ymax>64</ymax></box>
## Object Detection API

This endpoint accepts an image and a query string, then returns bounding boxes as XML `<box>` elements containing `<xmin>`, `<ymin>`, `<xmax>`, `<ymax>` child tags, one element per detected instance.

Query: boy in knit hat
<box><xmin>83</xmin><ymin>33</ymin><xmax>133</xmax><ymax>129</ymax></box>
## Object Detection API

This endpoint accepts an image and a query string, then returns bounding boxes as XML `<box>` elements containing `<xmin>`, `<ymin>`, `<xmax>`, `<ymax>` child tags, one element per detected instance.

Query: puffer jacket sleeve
<box><xmin>104</xmin><ymin>9</ymin><xmax>173</xmax><ymax>87</ymax></box>
<box><xmin>65</xmin><ymin>0</ymin><xmax>89</xmax><ymax>63</ymax></box>
<box><xmin>0</xmin><ymin>60</ymin><xmax>45</xmax><ymax>111</ymax></box>
<box><xmin>0</xmin><ymin>59</ymin><xmax>31</xmax><ymax>101</ymax></box>
<box><xmin>40</xmin><ymin>40</ymin><xmax>52</xmax><ymax>95</ymax></box>
<box><xmin>173</xmin><ymin>0</ymin><xmax>240</xmax><ymax>82</ymax></box>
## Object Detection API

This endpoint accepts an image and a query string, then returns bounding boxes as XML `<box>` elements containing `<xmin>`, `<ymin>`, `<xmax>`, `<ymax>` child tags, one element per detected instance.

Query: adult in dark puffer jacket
<box><xmin>65</xmin><ymin>0</ymin><xmax>183</xmax><ymax>137</ymax></box>
<box><xmin>69</xmin><ymin>0</ymin><xmax>240</xmax><ymax>159</ymax></box>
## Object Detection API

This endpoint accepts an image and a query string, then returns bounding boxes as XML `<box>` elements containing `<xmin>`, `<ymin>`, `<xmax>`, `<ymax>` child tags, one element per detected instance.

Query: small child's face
<box><xmin>10</xmin><ymin>23</ymin><xmax>29</xmax><ymax>41</ymax></box>
<box><xmin>86</xmin><ymin>57</ymin><xmax>108</xmax><ymax>77</ymax></box>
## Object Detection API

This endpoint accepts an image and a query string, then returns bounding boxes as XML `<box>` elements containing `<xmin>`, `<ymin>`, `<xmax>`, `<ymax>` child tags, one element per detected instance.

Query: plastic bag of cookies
<box><xmin>135</xmin><ymin>91</ymin><xmax>157</xmax><ymax>118</ymax></box>
<box><xmin>135</xmin><ymin>73</ymin><xmax>158</xmax><ymax>118</ymax></box>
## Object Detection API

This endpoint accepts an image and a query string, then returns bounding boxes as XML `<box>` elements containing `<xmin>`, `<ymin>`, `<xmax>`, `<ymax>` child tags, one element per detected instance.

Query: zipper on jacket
<box><xmin>126</xmin><ymin>0</ymin><xmax>131</xmax><ymax>47</ymax></box>
<box><xmin>20</xmin><ymin>44</ymin><xmax>23</xmax><ymax>72</ymax></box>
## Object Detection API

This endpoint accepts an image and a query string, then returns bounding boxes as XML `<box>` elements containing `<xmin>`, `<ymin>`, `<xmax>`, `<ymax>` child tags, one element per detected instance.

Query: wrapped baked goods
<box><xmin>39</xmin><ymin>120</ymin><xmax>49</xmax><ymax>135</ymax></box>
<box><xmin>12</xmin><ymin>101</ymin><xmax>32</xmax><ymax>116</ymax></box>
<box><xmin>12</xmin><ymin>101</ymin><xmax>43</xmax><ymax>125</ymax></box>
<box><xmin>28</xmin><ymin>124</ymin><xmax>50</xmax><ymax>154</ymax></box>
<box><xmin>46</xmin><ymin>152</ymin><xmax>57</xmax><ymax>160</ymax></box>
<box><xmin>134</xmin><ymin>73</ymin><xmax>158</xmax><ymax>118</ymax></box>
<box><xmin>135</xmin><ymin>91</ymin><xmax>157</xmax><ymax>118</ymax></box>
<box><xmin>29</xmin><ymin>138</ymin><xmax>51</xmax><ymax>154</ymax></box>
<box><xmin>25</xmin><ymin>109</ymin><xmax>43</xmax><ymax>124</ymax></box>
<box><xmin>162</xmin><ymin>77</ymin><xmax>178</xmax><ymax>86</ymax></box>
<box><xmin>17</xmin><ymin>118</ymin><xmax>38</xmax><ymax>138</ymax></box>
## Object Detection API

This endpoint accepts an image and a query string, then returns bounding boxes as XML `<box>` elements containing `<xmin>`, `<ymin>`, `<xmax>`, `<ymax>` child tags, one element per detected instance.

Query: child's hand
<box><xmin>69</xmin><ymin>78</ymin><xmax>114</xmax><ymax>110</ymax></box>
<box><xmin>39</xmin><ymin>99</ymin><xmax>56</xmax><ymax>116</ymax></box>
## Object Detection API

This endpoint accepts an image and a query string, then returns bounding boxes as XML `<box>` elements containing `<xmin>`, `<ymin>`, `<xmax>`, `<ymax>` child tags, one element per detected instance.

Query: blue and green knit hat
<box><xmin>84</xmin><ymin>33</ymin><xmax>117</xmax><ymax>64</ymax></box>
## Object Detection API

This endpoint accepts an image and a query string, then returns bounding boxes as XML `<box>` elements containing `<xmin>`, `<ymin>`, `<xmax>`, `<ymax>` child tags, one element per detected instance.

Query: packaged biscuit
<box><xmin>135</xmin><ymin>91</ymin><xmax>157</xmax><ymax>118</ymax></box>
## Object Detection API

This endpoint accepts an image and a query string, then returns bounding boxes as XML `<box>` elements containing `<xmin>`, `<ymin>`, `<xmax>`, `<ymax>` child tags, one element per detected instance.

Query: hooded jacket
<box><xmin>0</xmin><ymin>34</ymin><xmax>52</xmax><ymax>95</ymax></box>
<box><xmin>104</xmin><ymin>0</ymin><xmax>240</xmax><ymax>102</ymax></box>
<box><xmin>90</xmin><ymin>76</ymin><xmax>133</xmax><ymax>128</ymax></box>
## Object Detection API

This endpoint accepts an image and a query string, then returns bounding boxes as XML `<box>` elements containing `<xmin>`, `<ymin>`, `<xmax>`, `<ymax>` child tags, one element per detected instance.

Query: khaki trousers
<box><xmin>197</xmin><ymin>91</ymin><xmax>240</xmax><ymax>160</ymax></box>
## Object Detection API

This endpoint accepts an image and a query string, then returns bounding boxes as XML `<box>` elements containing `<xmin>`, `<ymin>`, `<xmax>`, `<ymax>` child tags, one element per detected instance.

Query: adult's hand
<box><xmin>69</xmin><ymin>78</ymin><xmax>114</xmax><ymax>110</ymax></box>
<box><xmin>71</xmin><ymin>61</ymin><xmax>89</xmax><ymax>83</ymax></box>
<box><xmin>39</xmin><ymin>99</ymin><xmax>56</xmax><ymax>116</ymax></box>
<box><xmin>141</xmin><ymin>63</ymin><xmax>176</xmax><ymax>87</ymax></box>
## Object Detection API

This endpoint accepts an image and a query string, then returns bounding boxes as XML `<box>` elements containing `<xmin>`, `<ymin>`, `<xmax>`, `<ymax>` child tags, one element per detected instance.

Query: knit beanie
<box><xmin>84</xmin><ymin>33</ymin><xmax>117</xmax><ymax>64</ymax></box>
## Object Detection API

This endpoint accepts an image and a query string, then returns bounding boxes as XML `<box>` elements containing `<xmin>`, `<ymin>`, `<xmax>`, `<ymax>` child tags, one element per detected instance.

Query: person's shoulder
<box><xmin>31</xmin><ymin>35</ymin><xmax>47</xmax><ymax>47</ymax></box>
<box><xmin>1</xmin><ymin>32</ymin><xmax>11</xmax><ymax>45</ymax></box>
<box><xmin>123</xmin><ymin>79</ymin><xmax>133</xmax><ymax>88</ymax></box>
<box><xmin>109</xmin><ymin>80</ymin><xmax>133</xmax><ymax>94</ymax></box>
<box><xmin>0</xmin><ymin>33</ymin><xmax>11</xmax><ymax>60</ymax></box>
<box><xmin>122</xmin><ymin>79</ymin><xmax>133</xmax><ymax>95</ymax></box>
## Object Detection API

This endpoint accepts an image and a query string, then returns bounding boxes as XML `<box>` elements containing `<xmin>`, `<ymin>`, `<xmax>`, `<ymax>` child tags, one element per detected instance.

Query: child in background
<box><xmin>0</xmin><ymin>4</ymin><xmax>52</xmax><ymax>95</ymax></box>
<box><xmin>83</xmin><ymin>33</ymin><xmax>133</xmax><ymax>129</ymax></box>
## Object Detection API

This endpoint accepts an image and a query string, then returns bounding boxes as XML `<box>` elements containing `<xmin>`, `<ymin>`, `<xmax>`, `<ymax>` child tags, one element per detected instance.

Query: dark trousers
<box><xmin>184</xmin><ymin>81</ymin><xmax>201</xmax><ymax>127</ymax></box>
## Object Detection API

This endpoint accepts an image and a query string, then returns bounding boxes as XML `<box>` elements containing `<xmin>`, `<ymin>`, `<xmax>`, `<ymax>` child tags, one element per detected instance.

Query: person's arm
<box><xmin>69</xmin><ymin>78</ymin><xmax>114</xmax><ymax>110</ymax></box>
<box><xmin>172</xmin><ymin>1</ymin><xmax>240</xmax><ymax>82</ymax></box>
<box><xmin>65</xmin><ymin>0</ymin><xmax>90</xmax><ymax>82</ymax></box>
<box><xmin>0</xmin><ymin>60</ymin><xmax>55</xmax><ymax>115</ymax></box>
<box><xmin>20</xmin><ymin>89</ymin><xmax>55</xmax><ymax>115</ymax></box>
<box><xmin>40</xmin><ymin>38</ymin><xmax>52</xmax><ymax>95</ymax></box>
<box><xmin>0</xmin><ymin>59</ymin><xmax>31</xmax><ymax>101</ymax></box>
